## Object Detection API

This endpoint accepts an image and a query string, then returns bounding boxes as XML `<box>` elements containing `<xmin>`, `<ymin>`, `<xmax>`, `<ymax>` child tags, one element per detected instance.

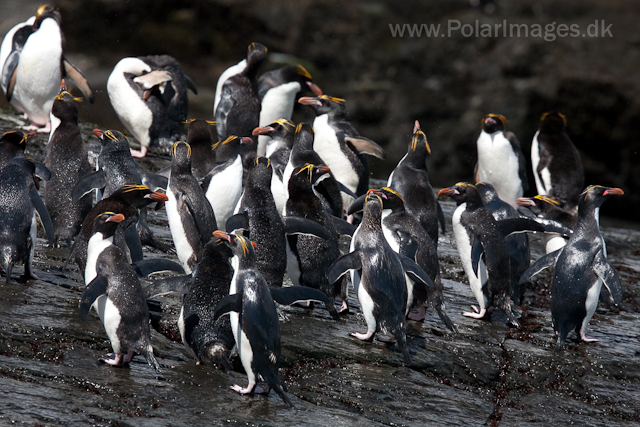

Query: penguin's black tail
<box><xmin>436</xmin><ymin>306</ymin><xmax>457</xmax><ymax>333</ymax></box>
<box><xmin>391</xmin><ymin>323</ymin><xmax>412</xmax><ymax>366</ymax></box>
<box><xmin>271</xmin><ymin>382</ymin><xmax>294</xmax><ymax>408</ymax></box>
<box><xmin>498</xmin><ymin>296</ymin><xmax>520</xmax><ymax>328</ymax></box>
<box><xmin>1</xmin><ymin>250</ymin><xmax>13</xmax><ymax>284</ymax></box>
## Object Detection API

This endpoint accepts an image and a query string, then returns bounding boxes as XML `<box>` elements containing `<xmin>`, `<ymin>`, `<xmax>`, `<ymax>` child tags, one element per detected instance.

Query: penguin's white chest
<box><xmin>166</xmin><ymin>182</ymin><xmax>195</xmax><ymax>274</ymax></box>
<box><xmin>257</xmin><ymin>82</ymin><xmax>300</xmax><ymax>156</ymax></box>
<box><xmin>476</xmin><ymin>131</ymin><xmax>522</xmax><ymax>205</ymax></box>
<box><xmin>96</xmin><ymin>295</ymin><xmax>122</xmax><ymax>354</ymax></box>
<box><xmin>85</xmin><ymin>234</ymin><xmax>113</xmax><ymax>284</ymax></box>
<box><xmin>531</xmin><ymin>131</ymin><xmax>552</xmax><ymax>196</ymax></box>
<box><xmin>13</xmin><ymin>19</ymin><xmax>62</xmax><ymax>125</ymax></box>
<box><xmin>205</xmin><ymin>155</ymin><xmax>243</xmax><ymax>228</ymax></box>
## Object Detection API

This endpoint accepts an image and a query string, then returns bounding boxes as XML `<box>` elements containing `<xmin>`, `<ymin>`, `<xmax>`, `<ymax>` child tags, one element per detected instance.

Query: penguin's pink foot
<box><xmin>130</xmin><ymin>146</ymin><xmax>148</xmax><ymax>158</ymax></box>
<box><xmin>338</xmin><ymin>299</ymin><xmax>349</xmax><ymax>314</ymax></box>
<box><xmin>21</xmin><ymin>122</ymin><xmax>50</xmax><ymax>133</ymax></box>
<box><xmin>100</xmin><ymin>353</ymin><xmax>125</xmax><ymax>366</ymax></box>
<box><xmin>580</xmin><ymin>331</ymin><xmax>600</xmax><ymax>343</ymax></box>
<box><xmin>407</xmin><ymin>306</ymin><xmax>426</xmax><ymax>321</ymax></box>
<box><xmin>231</xmin><ymin>383</ymin><xmax>256</xmax><ymax>395</ymax></box>
<box><xmin>122</xmin><ymin>350</ymin><xmax>135</xmax><ymax>363</ymax></box>
<box><xmin>350</xmin><ymin>331</ymin><xmax>375</xmax><ymax>341</ymax></box>
<box><xmin>463</xmin><ymin>306</ymin><xmax>487</xmax><ymax>319</ymax></box>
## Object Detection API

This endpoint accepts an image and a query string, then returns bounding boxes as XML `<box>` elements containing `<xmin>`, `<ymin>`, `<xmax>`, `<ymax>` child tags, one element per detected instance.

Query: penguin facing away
<box><xmin>212</xmin><ymin>230</ymin><xmax>293</xmax><ymax>407</ymax></box>
<box><xmin>166</xmin><ymin>141</ymin><xmax>218</xmax><ymax>274</ymax></box>
<box><xmin>328</xmin><ymin>192</ymin><xmax>434</xmax><ymax>365</ymax></box>
<box><xmin>1</xmin><ymin>4</ymin><xmax>94</xmax><ymax>131</ymax></box>
<box><xmin>531</xmin><ymin>112</ymin><xmax>584</xmax><ymax>213</ymax></box>
<box><xmin>183</xmin><ymin>118</ymin><xmax>218</xmax><ymax>180</ymax></box>
<box><xmin>0</xmin><ymin>156</ymin><xmax>55</xmax><ymax>283</ymax></box>
<box><xmin>475</xmin><ymin>114</ymin><xmax>528</xmax><ymax>207</ymax></box>
<box><xmin>517</xmin><ymin>194</ymin><xmax>577</xmax><ymax>254</ymax></box>
<box><xmin>80</xmin><ymin>211</ymin><xmax>159</xmax><ymax>370</ymax></box>
<box><xmin>44</xmin><ymin>80</ymin><xmax>92</xmax><ymax>247</ymax></box>
<box><xmin>519</xmin><ymin>186</ymin><xmax>624</xmax><ymax>351</ymax></box>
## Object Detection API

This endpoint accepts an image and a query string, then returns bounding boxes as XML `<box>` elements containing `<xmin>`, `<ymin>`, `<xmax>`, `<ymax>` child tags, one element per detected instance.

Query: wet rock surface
<box><xmin>0</xmin><ymin>111</ymin><xmax>639</xmax><ymax>425</ymax></box>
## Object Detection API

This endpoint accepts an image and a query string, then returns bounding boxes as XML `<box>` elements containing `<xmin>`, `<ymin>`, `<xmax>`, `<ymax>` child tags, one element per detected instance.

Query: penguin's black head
<box><xmin>171</xmin><ymin>141</ymin><xmax>192</xmax><ymax>166</ymax></box>
<box><xmin>34</xmin><ymin>4</ymin><xmax>61</xmax><ymax>28</ymax></box>
<box><xmin>438</xmin><ymin>182</ymin><xmax>480</xmax><ymax>206</ymax></box>
<box><xmin>252</xmin><ymin>118</ymin><xmax>296</xmax><ymax>145</ymax></box>
<box><xmin>212</xmin><ymin>135</ymin><xmax>252</xmax><ymax>158</ymax></box>
<box><xmin>52</xmin><ymin>80</ymin><xmax>82</xmax><ymax>122</ymax></box>
<box><xmin>0</xmin><ymin>130</ymin><xmax>29</xmax><ymax>152</ymax></box>
<box><xmin>113</xmin><ymin>184</ymin><xmax>169</xmax><ymax>209</ymax></box>
<box><xmin>184</xmin><ymin>119</ymin><xmax>216</xmax><ymax>145</ymax></box>
<box><xmin>517</xmin><ymin>195</ymin><xmax>560</xmax><ymax>212</ymax></box>
<box><xmin>482</xmin><ymin>114</ymin><xmax>507</xmax><ymax>133</ymax></box>
<box><xmin>475</xmin><ymin>182</ymin><xmax>499</xmax><ymax>203</ymax></box>
<box><xmin>93</xmin><ymin>129</ymin><xmax>131</xmax><ymax>151</ymax></box>
<box><xmin>298</xmin><ymin>95</ymin><xmax>346</xmax><ymax>117</ymax></box>
<box><xmin>379</xmin><ymin>187</ymin><xmax>406</xmax><ymax>210</ymax></box>
<box><xmin>362</xmin><ymin>190</ymin><xmax>384</xmax><ymax>225</ymax></box>
<box><xmin>91</xmin><ymin>211</ymin><xmax>126</xmax><ymax>237</ymax></box>
<box><xmin>293</xmin><ymin>122</ymin><xmax>315</xmax><ymax>148</ymax></box>
<box><xmin>539</xmin><ymin>112</ymin><xmax>567</xmax><ymax>134</ymax></box>
<box><xmin>245</xmin><ymin>42</ymin><xmax>268</xmax><ymax>74</ymax></box>
<box><xmin>247</xmin><ymin>156</ymin><xmax>273</xmax><ymax>187</ymax></box>
<box><xmin>213</xmin><ymin>230</ymin><xmax>257</xmax><ymax>260</ymax></box>
<box><xmin>409</xmin><ymin>121</ymin><xmax>431</xmax><ymax>155</ymax></box>
<box><xmin>281</xmin><ymin>65</ymin><xmax>323</xmax><ymax>96</ymax></box>
<box><xmin>578</xmin><ymin>185</ymin><xmax>624</xmax><ymax>210</ymax></box>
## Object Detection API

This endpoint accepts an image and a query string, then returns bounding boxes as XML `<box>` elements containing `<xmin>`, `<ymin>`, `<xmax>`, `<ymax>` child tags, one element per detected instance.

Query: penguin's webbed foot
<box><xmin>463</xmin><ymin>305</ymin><xmax>487</xmax><ymax>319</ymax></box>
<box><xmin>255</xmin><ymin>384</ymin><xmax>271</xmax><ymax>395</ymax></box>
<box><xmin>231</xmin><ymin>383</ymin><xmax>256</xmax><ymax>395</ymax></box>
<box><xmin>579</xmin><ymin>331</ymin><xmax>600</xmax><ymax>343</ymax></box>
<box><xmin>376</xmin><ymin>334</ymin><xmax>397</xmax><ymax>344</ymax></box>
<box><xmin>21</xmin><ymin>122</ymin><xmax>50</xmax><ymax>133</ymax></box>
<box><xmin>338</xmin><ymin>299</ymin><xmax>350</xmax><ymax>314</ymax></box>
<box><xmin>99</xmin><ymin>353</ymin><xmax>128</xmax><ymax>367</ymax></box>
<box><xmin>350</xmin><ymin>331</ymin><xmax>375</xmax><ymax>342</ymax></box>
<box><xmin>130</xmin><ymin>146</ymin><xmax>148</xmax><ymax>158</ymax></box>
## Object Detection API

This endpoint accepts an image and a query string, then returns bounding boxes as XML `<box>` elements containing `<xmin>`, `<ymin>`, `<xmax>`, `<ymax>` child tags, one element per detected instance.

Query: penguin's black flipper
<box><xmin>343</xmin><ymin>135</ymin><xmax>386</xmax><ymax>160</ymax></box>
<box><xmin>471</xmin><ymin>235</ymin><xmax>484</xmax><ymax>277</ymax></box>
<box><xmin>530</xmin><ymin>218</ymin><xmax>573</xmax><ymax>237</ymax></box>
<box><xmin>145</xmin><ymin>274</ymin><xmax>192</xmax><ymax>298</ymax></box>
<box><xmin>63</xmin><ymin>57</ymin><xmax>95</xmax><ymax>103</ymax></box>
<box><xmin>518</xmin><ymin>248</ymin><xmax>562</xmax><ymax>285</ymax></box>
<box><xmin>592</xmin><ymin>250</ymin><xmax>623</xmax><ymax>306</ymax></box>
<box><xmin>185</xmin><ymin>74</ymin><xmax>198</xmax><ymax>94</ymax></box>
<box><xmin>496</xmin><ymin>217</ymin><xmax>545</xmax><ymax>236</ymax></box>
<box><xmin>270</xmin><ymin>286</ymin><xmax>331</xmax><ymax>307</ymax></box>
<box><xmin>213</xmin><ymin>293</ymin><xmax>242</xmax><ymax>322</ymax></box>
<box><xmin>283</xmin><ymin>217</ymin><xmax>330</xmax><ymax>240</ymax></box>
<box><xmin>215</xmin><ymin>89</ymin><xmax>234</xmax><ymax>139</ymax></box>
<box><xmin>396</xmin><ymin>231</ymin><xmax>419</xmax><ymax>260</ymax></box>
<box><xmin>2</xmin><ymin>52</ymin><xmax>20</xmax><ymax>102</ymax></box>
<box><xmin>226</xmin><ymin>212</ymin><xmax>249</xmax><ymax>233</ymax></box>
<box><xmin>125</xmin><ymin>223</ymin><xmax>144</xmax><ymax>263</ymax></box>
<box><xmin>337</xmin><ymin>182</ymin><xmax>358</xmax><ymax>199</ymax></box>
<box><xmin>33</xmin><ymin>161</ymin><xmax>51</xmax><ymax>181</ymax></box>
<box><xmin>141</xmin><ymin>173</ymin><xmax>168</xmax><ymax>191</ymax></box>
<box><xmin>79</xmin><ymin>275</ymin><xmax>108</xmax><ymax>321</ymax></box>
<box><xmin>346</xmin><ymin>194</ymin><xmax>366</xmax><ymax>216</ymax></box>
<box><xmin>328</xmin><ymin>252</ymin><xmax>362</xmax><ymax>284</ymax></box>
<box><xmin>178</xmin><ymin>191</ymin><xmax>216</xmax><ymax>244</ymax></box>
<box><xmin>437</xmin><ymin>201</ymin><xmax>446</xmax><ymax>234</ymax></box>
<box><xmin>73</xmin><ymin>170</ymin><xmax>106</xmax><ymax>201</ymax></box>
<box><xmin>133</xmin><ymin>259</ymin><xmax>185</xmax><ymax>278</ymax></box>
<box><xmin>329</xmin><ymin>217</ymin><xmax>357</xmax><ymax>237</ymax></box>
<box><xmin>398</xmin><ymin>254</ymin><xmax>434</xmax><ymax>289</ymax></box>
<box><xmin>30</xmin><ymin>186</ymin><xmax>55</xmax><ymax>245</ymax></box>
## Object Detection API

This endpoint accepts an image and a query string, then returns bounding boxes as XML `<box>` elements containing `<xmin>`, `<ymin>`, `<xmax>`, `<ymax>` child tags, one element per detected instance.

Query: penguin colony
<box><xmin>0</xmin><ymin>5</ymin><xmax>627</xmax><ymax>408</ymax></box>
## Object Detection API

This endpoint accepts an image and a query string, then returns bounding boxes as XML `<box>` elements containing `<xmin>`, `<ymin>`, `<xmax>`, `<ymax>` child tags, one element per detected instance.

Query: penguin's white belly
<box><xmin>13</xmin><ymin>20</ymin><xmax>62</xmax><ymax>125</ymax></box>
<box><xmin>271</xmin><ymin>171</ymin><xmax>287</xmax><ymax>216</ymax></box>
<box><xmin>0</xmin><ymin>17</ymin><xmax>35</xmax><ymax>111</ymax></box>
<box><xmin>205</xmin><ymin>156</ymin><xmax>243</xmax><ymax>228</ymax></box>
<box><xmin>257</xmin><ymin>82</ymin><xmax>300</xmax><ymax>156</ymax></box>
<box><xmin>544</xmin><ymin>234</ymin><xmax>567</xmax><ymax>254</ymax></box>
<box><xmin>178</xmin><ymin>306</ymin><xmax>186</xmax><ymax>346</ymax></box>
<box><xmin>349</xmin><ymin>224</ymin><xmax>362</xmax><ymax>295</ymax></box>
<box><xmin>357</xmin><ymin>275</ymin><xmax>377</xmax><ymax>333</ymax></box>
<box><xmin>85</xmin><ymin>233</ymin><xmax>112</xmax><ymax>284</ymax></box>
<box><xmin>96</xmin><ymin>295</ymin><xmax>122</xmax><ymax>354</ymax></box>
<box><xmin>531</xmin><ymin>132</ymin><xmax>550</xmax><ymax>196</ymax></box>
<box><xmin>214</xmin><ymin>59</ymin><xmax>246</xmax><ymax>114</ymax></box>
<box><xmin>313</xmin><ymin>115</ymin><xmax>359</xmax><ymax>206</ymax></box>
<box><xmin>581</xmin><ymin>278</ymin><xmax>603</xmax><ymax>335</ymax></box>
<box><xmin>285</xmin><ymin>239</ymin><xmax>301</xmax><ymax>287</ymax></box>
<box><xmin>476</xmin><ymin>132</ymin><xmax>521</xmax><ymax>205</ymax></box>
<box><xmin>166</xmin><ymin>186</ymin><xmax>194</xmax><ymax>274</ymax></box>
<box><xmin>452</xmin><ymin>204</ymin><xmax>488</xmax><ymax>309</ymax></box>
<box><xmin>238</xmin><ymin>327</ymin><xmax>255</xmax><ymax>384</ymax></box>
<box><xmin>48</xmin><ymin>113</ymin><xmax>61</xmax><ymax>144</ymax></box>
<box><xmin>281</xmin><ymin>162</ymin><xmax>295</xmax><ymax>208</ymax></box>
<box><xmin>107</xmin><ymin>61</ymin><xmax>153</xmax><ymax>147</ymax></box>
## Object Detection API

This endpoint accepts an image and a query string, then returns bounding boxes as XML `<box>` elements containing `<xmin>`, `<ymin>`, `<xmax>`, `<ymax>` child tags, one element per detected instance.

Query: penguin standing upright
<box><xmin>256</xmin><ymin>65</ymin><xmax>322</xmax><ymax>156</ymax></box>
<box><xmin>328</xmin><ymin>192</ymin><xmax>433</xmax><ymax>364</ymax></box>
<box><xmin>79</xmin><ymin>211</ymin><xmax>159</xmax><ymax>370</ymax></box>
<box><xmin>520</xmin><ymin>186</ymin><xmax>623</xmax><ymax>350</ymax></box>
<box><xmin>1</xmin><ymin>4</ymin><xmax>93</xmax><ymax>131</ymax></box>
<box><xmin>285</xmin><ymin>164</ymin><xmax>352</xmax><ymax>316</ymax></box>
<box><xmin>0</xmin><ymin>157</ymin><xmax>54</xmax><ymax>283</ymax></box>
<box><xmin>212</xmin><ymin>231</ymin><xmax>293</xmax><ymax>407</ymax></box>
<box><xmin>516</xmin><ymin>195</ymin><xmax>577</xmax><ymax>254</ymax></box>
<box><xmin>0</xmin><ymin>15</ymin><xmax>35</xmax><ymax>115</ymax></box>
<box><xmin>531</xmin><ymin>112</ymin><xmax>584</xmax><ymax>213</ymax></box>
<box><xmin>349</xmin><ymin>187</ymin><xmax>455</xmax><ymax>330</ymax></box>
<box><xmin>166</xmin><ymin>142</ymin><xmax>218</xmax><ymax>274</ymax></box>
<box><xmin>184</xmin><ymin>119</ymin><xmax>217</xmax><ymax>180</ymax></box>
<box><xmin>298</xmin><ymin>95</ymin><xmax>385</xmax><ymax>210</ymax></box>
<box><xmin>475</xmin><ymin>114</ymin><xmax>528</xmax><ymax>207</ymax></box>
<box><xmin>215</xmin><ymin>42</ymin><xmax>267</xmax><ymax>162</ymax></box>
<box><xmin>107</xmin><ymin>55</ymin><xmax>197</xmax><ymax>158</ymax></box>
<box><xmin>44</xmin><ymin>81</ymin><xmax>92</xmax><ymax>247</ymax></box>
<box><xmin>387</xmin><ymin>121</ymin><xmax>444</xmax><ymax>244</ymax></box>
<box><xmin>476</xmin><ymin>182</ymin><xmax>530</xmax><ymax>305</ymax></box>
<box><xmin>202</xmin><ymin>135</ymin><xmax>252</xmax><ymax>229</ymax></box>
<box><xmin>252</xmin><ymin>119</ymin><xmax>296</xmax><ymax>214</ymax></box>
